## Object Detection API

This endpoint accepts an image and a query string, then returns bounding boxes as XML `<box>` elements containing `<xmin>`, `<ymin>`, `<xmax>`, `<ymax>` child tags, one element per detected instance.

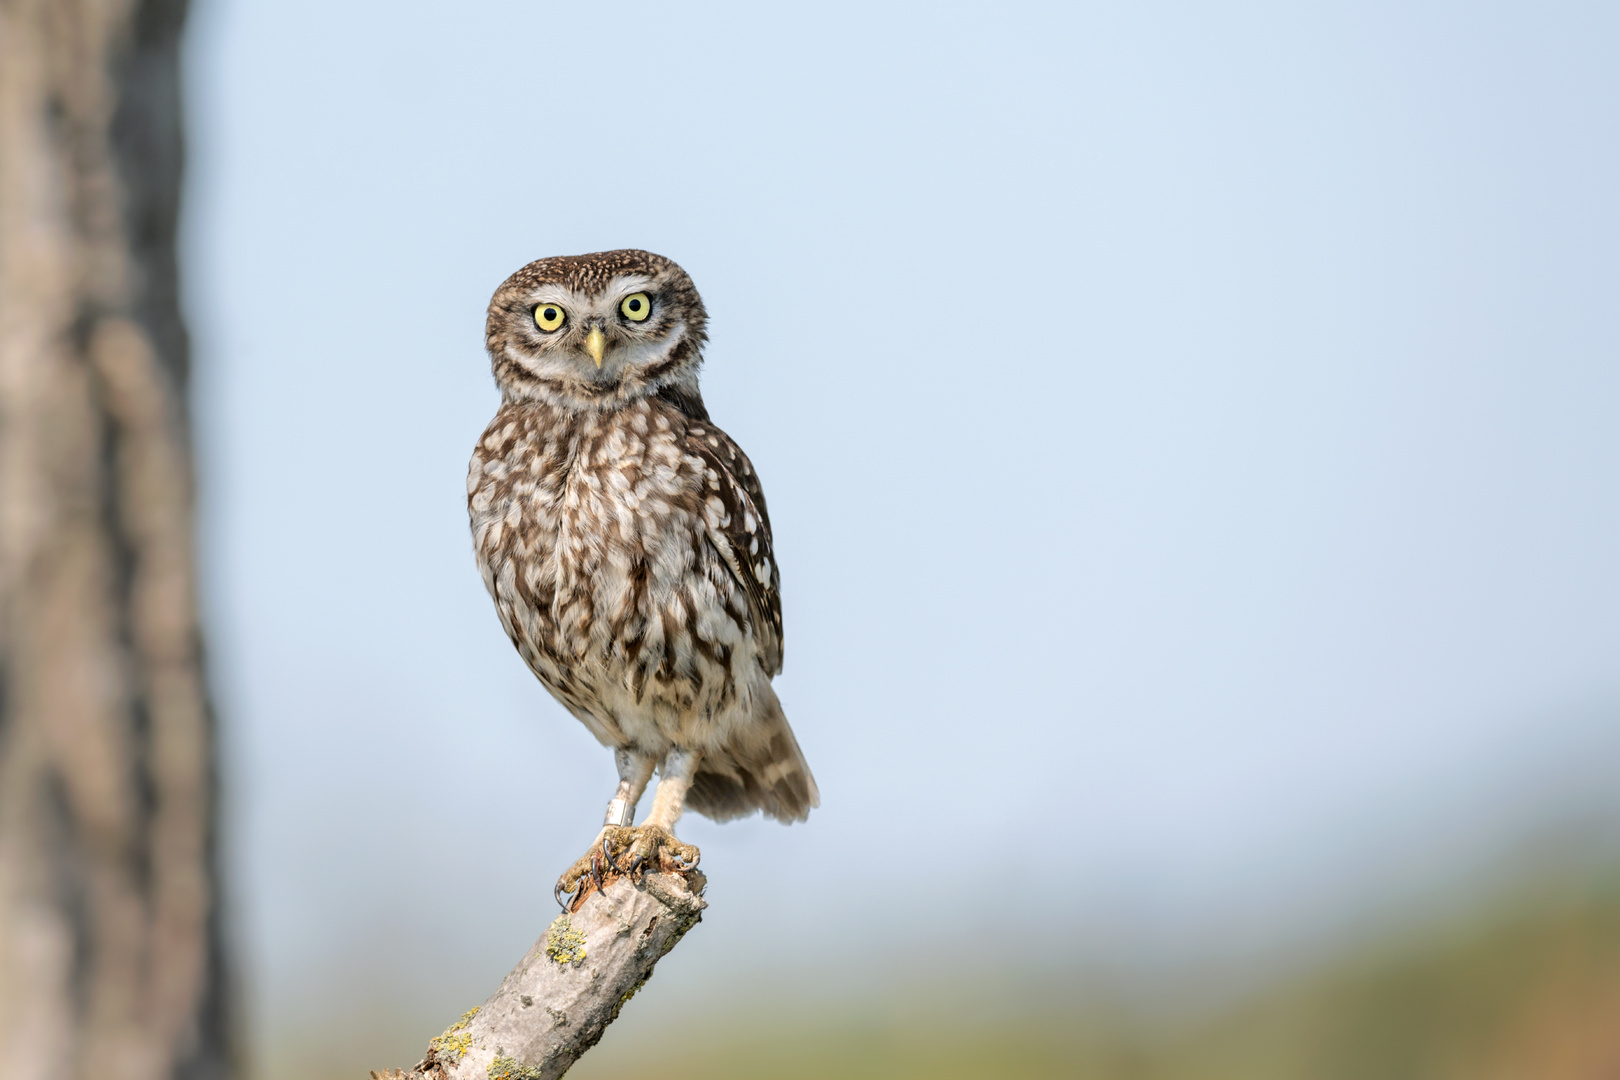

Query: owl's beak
<box><xmin>584</xmin><ymin>327</ymin><xmax>606</xmax><ymax>368</ymax></box>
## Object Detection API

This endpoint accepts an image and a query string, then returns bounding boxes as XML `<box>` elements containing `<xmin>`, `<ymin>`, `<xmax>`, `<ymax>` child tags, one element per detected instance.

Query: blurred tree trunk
<box><xmin>0</xmin><ymin>1</ymin><xmax>230</xmax><ymax>1078</ymax></box>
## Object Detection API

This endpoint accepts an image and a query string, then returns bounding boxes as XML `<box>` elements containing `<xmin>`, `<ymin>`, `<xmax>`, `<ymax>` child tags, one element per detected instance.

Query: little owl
<box><xmin>468</xmin><ymin>249</ymin><xmax>818</xmax><ymax>908</ymax></box>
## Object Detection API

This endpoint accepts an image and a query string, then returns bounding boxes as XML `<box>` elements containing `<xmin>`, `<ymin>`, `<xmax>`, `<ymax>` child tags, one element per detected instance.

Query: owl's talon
<box><xmin>553</xmin><ymin>846</ymin><xmax>601</xmax><ymax>912</ymax></box>
<box><xmin>555</xmin><ymin>874</ymin><xmax>587</xmax><ymax>914</ymax></box>
<box><xmin>616</xmin><ymin>826</ymin><xmax>698</xmax><ymax>878</ymax></box>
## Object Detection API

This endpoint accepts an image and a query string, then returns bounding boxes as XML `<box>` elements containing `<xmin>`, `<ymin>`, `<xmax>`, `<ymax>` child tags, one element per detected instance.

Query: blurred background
<box><xmin>6</xmin><ymin>1</ymin><xmax>1616</xmax><ymax>1078</ymax></box>
<box><xmin>183</xmin><ymin>2</ymin><xmax>1619</xmax><ymax>1076</ymax></box>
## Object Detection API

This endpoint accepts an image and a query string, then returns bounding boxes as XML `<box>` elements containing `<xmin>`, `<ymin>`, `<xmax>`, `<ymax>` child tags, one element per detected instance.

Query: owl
<box><xmin>468</xmin><ymin>249</ymin><xmax>818</xmax><ymax>908</ymax></box>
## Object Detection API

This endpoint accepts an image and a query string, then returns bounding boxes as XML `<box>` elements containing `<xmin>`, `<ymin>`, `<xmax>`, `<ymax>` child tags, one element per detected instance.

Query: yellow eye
<box><xmin>620</xmin><ymin>292</ymin><xmax>652</xmax><ymax>322</ymax></box>
<box><xmin>533</xmin><ymin>304</ymin><xmax>565</xmax><ymax>332</ymax></box>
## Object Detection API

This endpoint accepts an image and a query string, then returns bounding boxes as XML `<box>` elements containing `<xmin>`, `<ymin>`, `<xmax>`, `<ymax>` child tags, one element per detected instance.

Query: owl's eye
<box><xmin>620</xmin><ymin>293</ymin><xmax>652</xmax><ymax>323</ymax></box>
<box><xmin>533</xmin><ymin>304</ymin><xmax>566</xmax><ymax>332</ymax></box>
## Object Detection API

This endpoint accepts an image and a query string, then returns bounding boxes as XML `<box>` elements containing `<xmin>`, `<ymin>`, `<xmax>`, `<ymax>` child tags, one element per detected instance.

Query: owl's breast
<box><xmin>468</xmin><ymin>399</ymin><xmax>756</xmax><ymax>746</ymax></box>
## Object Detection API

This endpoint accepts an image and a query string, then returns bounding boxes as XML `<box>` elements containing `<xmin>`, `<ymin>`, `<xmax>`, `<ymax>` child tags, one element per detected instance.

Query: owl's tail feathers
<box><xmin>686</xmin><ymin>693</ymin><xmax>819</xmax><ymax>825</ymax></box>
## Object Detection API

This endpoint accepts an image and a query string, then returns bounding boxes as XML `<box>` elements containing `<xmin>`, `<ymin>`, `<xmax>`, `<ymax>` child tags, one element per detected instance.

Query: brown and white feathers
<box><xmin>468</xmin><ymin>250</ymin><xmax>816</xmax><ymax>823</ymax></box>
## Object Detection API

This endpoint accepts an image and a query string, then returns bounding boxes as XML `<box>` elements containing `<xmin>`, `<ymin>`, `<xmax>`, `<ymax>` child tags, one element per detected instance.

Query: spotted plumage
<box><xmin>468</xmin><ymin>251</ymin><xmax>815</xmax><ymax>893</ymax></box>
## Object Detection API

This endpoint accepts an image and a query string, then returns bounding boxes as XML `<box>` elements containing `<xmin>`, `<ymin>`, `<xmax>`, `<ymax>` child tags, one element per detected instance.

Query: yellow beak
<box><xmin>584</xmin><ymin>327</ymin><xmax>606</xmax><ymax>368</ymax></box>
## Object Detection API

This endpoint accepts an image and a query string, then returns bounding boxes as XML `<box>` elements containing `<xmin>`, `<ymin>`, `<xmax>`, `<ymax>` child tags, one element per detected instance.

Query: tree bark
<box><xmin>372</xmin><ymin>870</ymin><xmax>707</xmax><ymax>1080</ymax></box>
<box><xmin>0</xmin><ymin>2</ymin><xmax>229</xmax><ymax>1079</ymax></box>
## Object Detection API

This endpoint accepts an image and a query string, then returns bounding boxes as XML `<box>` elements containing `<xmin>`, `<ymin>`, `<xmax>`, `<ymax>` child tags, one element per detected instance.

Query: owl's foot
<box><xmin>554</xmin><ymin>839</ymin><xmax>610</xmax><ymax>914</ymax></box>
<box><xmin>606</xmin><ymin>824</ymin><xmax>700</xmax><ymax>879</ymax></box>
<box><xmin>554</xmin><ymin>827</ymin><xmax>700</xmax><ymax>913</ymax></box>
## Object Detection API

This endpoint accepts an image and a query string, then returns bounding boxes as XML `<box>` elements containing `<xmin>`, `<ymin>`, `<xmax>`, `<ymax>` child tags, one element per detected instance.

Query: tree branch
<box><xmin>372</xmin><ymin>869</ymin><xmax>706</xmax><ymax>1080</ymax></box>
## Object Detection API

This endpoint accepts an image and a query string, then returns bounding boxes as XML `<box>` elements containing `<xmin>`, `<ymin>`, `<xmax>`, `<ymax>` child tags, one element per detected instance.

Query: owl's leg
<box><xmin>643</xmin><ymin>747</ymin><xmax>700</xmax><ymax>830</ymax></box>
<box><xmin>618</xmin><ymin>748</ymin><xmax>702</xmax><ymax>877</ymax></box>
<box><xmin>604</xmin><ymin>747</ymin><xmax>657</xmax><ymax>830</ymax></box>
<box><xmin>555</xmin><ymin>748</ymin><xmax>656</xmax><ymax>911</ymax></box>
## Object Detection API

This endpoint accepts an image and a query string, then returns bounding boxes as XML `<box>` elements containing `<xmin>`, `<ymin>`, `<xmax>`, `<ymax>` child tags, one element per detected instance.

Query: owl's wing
<box><xmin>685</xmin><ymin>420</ymin><xmax>784</xmax><ymax>675</ymax></box>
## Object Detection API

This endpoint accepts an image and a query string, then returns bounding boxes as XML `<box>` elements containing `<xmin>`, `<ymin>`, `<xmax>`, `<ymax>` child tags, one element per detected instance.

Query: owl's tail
<box><xmin>686</xmin><ymin>683</ymin><xmax>819</xmax><ymax>824</ymax></box>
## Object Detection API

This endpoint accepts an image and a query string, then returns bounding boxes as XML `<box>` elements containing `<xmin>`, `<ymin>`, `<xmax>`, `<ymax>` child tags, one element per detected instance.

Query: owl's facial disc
<box><xmin>488</xmin><ymin>253</ymin><xmax>708</xmax><ymax>409</ymax></box>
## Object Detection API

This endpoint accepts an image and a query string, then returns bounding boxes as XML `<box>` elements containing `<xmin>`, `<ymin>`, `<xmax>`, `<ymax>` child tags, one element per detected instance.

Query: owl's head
<box><xmin>484</xmin><ymin>249</ymin><xmax>708</xmax><ymax>410</ymax></box>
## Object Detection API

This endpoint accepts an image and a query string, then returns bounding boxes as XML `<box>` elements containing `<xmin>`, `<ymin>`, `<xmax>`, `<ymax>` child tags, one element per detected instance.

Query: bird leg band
<box><xmin>603</xmin><ymin>749</ymin><xmax>655</xmax><ymax>827</ymax></box>
<box><xmin>603</xmin><ymin>796</ymin><xmax>634</xmax><ymax>827</ymax></box>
